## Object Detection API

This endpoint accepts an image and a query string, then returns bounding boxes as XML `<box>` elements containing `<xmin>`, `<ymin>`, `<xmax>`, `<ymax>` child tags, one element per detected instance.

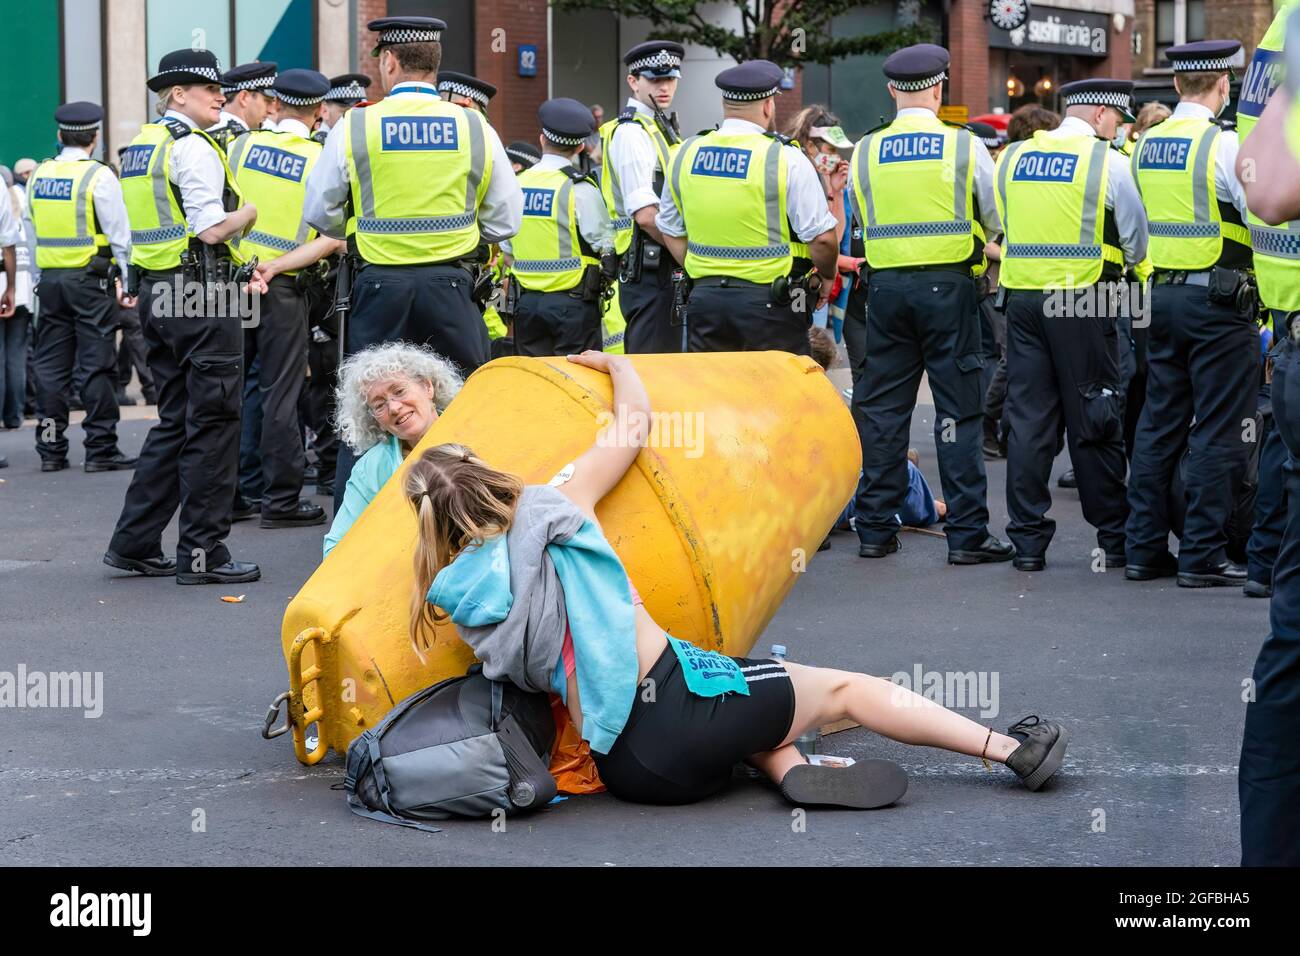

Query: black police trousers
<box><xmin>32</xmin><ymin>267</ymin><xmax>122</xmax><ymax>464</ymax></box>
<box><xmin>514</xmin><ymin>289</ymin><xmax>602</xmax><ymax>356</ymax></box>
<box><xmin>620</xmin><ymin>262</ymin><xmax>679</xmax><ymax>353</ymax></box>
<box><xmin>333</xmin><ymin>262</ymin><xmax>490</xmax><ymax>514</ymax></box>
<box><xmin>242</xmin><ymin>275</ymin><xmax>309</xmax><ymax>515</ymax></box>
<box><xmin>1126</xmin><ymin>283</ymin><xmax>1258</xmax><ymax>570</ymax></box>
<box><xmin>108</xmin><ymin>268</ymin><xmax>243</xmax><ymax>570</ymax></box>
<box><xmin>686</xmin><ymin>278</ymin><xmax>812</xmax><ymax>355</ymax></box>
<box><xmin>1004</xmin><ymin>288</ymin><xmax>1128</xmax><ymax>558</ymax></box>
<box><xmin>1240</xmin><ymin>330</ymin><xmax>1300</xmax><ymax>865</ymax></box>
<box><xmin>853</xmin><ymin>269</ymin><xmax>989</xmax><ymax>551</ymax></box>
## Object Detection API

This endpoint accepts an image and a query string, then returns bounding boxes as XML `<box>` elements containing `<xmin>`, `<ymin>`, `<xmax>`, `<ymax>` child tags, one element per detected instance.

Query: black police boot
<box><xmin>948</xmin><ymin>534</ymin><xmax>1015</xmax><ymax>565</ymax></box>
<box><xmin>40</xmin><ymin>459</ymin><xmax>70</xmax><ymax>473</ymax></box>
<box><xmin>1125</xmin><ymin>552</ymin><xmax>1179</xmax><ymax>581</ymax></box>
<box><xmin>1177</xmin><ymin>560</ymin><xmax>1249</xmax><ymax>589</ymax></box>
<box><xmin>0</xmin><ymin>454</ymin><xmax>8</xmax><ymax>469</ymax></box>
<box><xmin>176</xmin><ymin>560</ymin><xmax>261</xmax><ymax>585</ymax></box>
<box><xmin>1004</xmin><ymin>715</ymin><xmax>1069</xmax><ymax>791</ymax></box>
<box><xmin>1104</xmin><ymin>551</ymin><xmax>1126</xmax><ymax>569</ymax></box>
<box><xmin>1057</xmin><ymin>469</ymin><xmax>1077</xmax><ymax>489</ymax></box>
<box><xmin>260</xmin><ymin>500</ymin><xmax>327</xmax><ymax>529</ymax></box>
<box><xmin>1244</xmin><ymin>580</ymin><xmax>1273</xmax><ymax>598</ymax></box>
<box><xmin>85</xmin><ymin>453</ymin><xmax>139</xmax><ymax>473</ymax></box>
<box><xmin>103</xmin><ymin>550</ymin><xmax>176</xmax><ymax>577</ymax></box>
<box><xmin>859</xmin><ymin>535</ymin><xmax>901</xmax><ymax>559</ymax></box>
<box><xmin>231</xmin><ymin>494</ymin><xmax>261</xmax><ymax>522</ymax></box>
<box><xmin>1013</xmin><ymin>554</ymin><xmax>1046</xmax><ymax>572</ymax></box>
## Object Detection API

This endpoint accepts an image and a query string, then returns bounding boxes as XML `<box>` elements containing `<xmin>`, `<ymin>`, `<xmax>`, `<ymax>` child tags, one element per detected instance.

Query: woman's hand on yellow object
<box><xmin>566</xmin><ymin>350</ymin><xmax>621</xmax><ymax>374</ymax></box>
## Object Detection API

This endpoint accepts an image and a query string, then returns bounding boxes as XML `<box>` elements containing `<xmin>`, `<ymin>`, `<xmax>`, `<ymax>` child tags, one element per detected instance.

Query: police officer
<box><xmin>655</xmin><ymin>60</ymin><xmax>836</xmax><ymax>356</ymax></box>
<box><xmin>502</xmin><ymin>98</ymin><xmax>614</xmax><ymax>356</ymax></box>
<box><xmin>507</xmin><ymin>141</ymin><xmax>541</xmax><ymax>173</ymax></box>
<box><xmin>1238</xmin><ymin>0</ymin><xmax>1300</xmax><ymax>870</ymax></box>
<box><xmin>26</xmin><ymin>102</ymin><xmax>137</xmax><ymax>473</ymax></box>
<box><xmin>320</xmin><ymin>73</ymin><xmax>372</xmax><ymax>138</ymax></box>
<box><xmin>105</xmin><ymin>48</ymin><xmax>260</xmax><ymax>585</ymax></box>
<box><xmin>228</xmin><ymin>69</ymin><xmax>342</xmax><ymax>528</ymax></box>
<box><xmin>1126</xmin><ymin>41</ymin><xmax>1256</xmax><ymax>587</ymax></box>
<box><xmin>303</xmin><ymin>16</ymin><xmax>522</xmax><ymax>496</ymax></box>
<box><xmin>837</xmin><ymin>46</ymin><xmax>1012</xmax><ymax>565</ymax></box>
<box><xmin>997</xmin><ymin>78</ymin><xmax>1148</xmax><ymax>572</ymax></box>
<box><xmin>209</xmin><ymin>62</ymin><xmax>277</xmax><ymax>149</ymax></box>
<box><xmin>599</xmin><ymin>40</ymin><xmax>684</xmax><ymax>354</ymax></box>
<box><xmin>437</xmin><ymin>71</ymin><xmax>497</xmax><ymax>115</ymax></box>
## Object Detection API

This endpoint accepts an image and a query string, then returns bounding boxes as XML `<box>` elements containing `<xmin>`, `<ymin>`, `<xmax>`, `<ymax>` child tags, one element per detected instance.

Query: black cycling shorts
<box><xmin>592</xmin><ymin>643</ymin><xmax>796</xmax><ymax>805</ymax></box>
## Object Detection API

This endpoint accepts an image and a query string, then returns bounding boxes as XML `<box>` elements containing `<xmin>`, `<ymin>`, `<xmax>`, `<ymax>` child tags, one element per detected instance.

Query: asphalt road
<box><xmin>0</xmin><ymin>403</ymin><xmax>1264</xmax><ymax>866</ymax></box>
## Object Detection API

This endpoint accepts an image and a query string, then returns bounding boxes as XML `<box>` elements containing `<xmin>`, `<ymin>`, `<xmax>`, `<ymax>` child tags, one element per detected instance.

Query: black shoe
<box><xmin>116</xmin><ymin>392</ymin><xmax>137</xmax><ymax>407</ymax></box>
<box><xmin>982</xmin><ymin>438</ymin><xmax>1005</xmax><ymax>460</ymax></box>
<box><xmin>40</xmin><ymin>459</ymin><xmax>69</xmax><ymax>473</ymax></box>
<box><xmin>303</xmin><ymin>464</ymin><xmax>319</xmax><ymax>483</ymax></box>
<box><xmin>1004</xmin><ymin>715</ymin><xmax>1069</xmax><ymax>791</ymax></box>
<box><xmin>0</xmin><ymin>454</ymin><xmax>7</xmax><ymax>469</ymax></box>
<box><xmin>779</xmin><ymin>757</ymin><xmax>908</xmax><ymax>809</ymax></box>
<box><xmin>176</xmin><ymin>560</ymin><xmax>261</xmax><ymax>585</ymax></box>
<box><xmin>859</xmin><ymin>536</ymin><xmax>901</xmax><ymax>558</ymax></box>
<box><xmin>143</xmin><ymin>390</ymin><xmax>159</xmax><ymax>405</ymax></box>
<box><xmin>1244</xmin><ymin>580</ymin><xmax>1273</xmax><ymax>599</ymax></box>
<box><xmin>1013</xmin><ymin>555</ymin><xmax>1046</xmax><ymax>572</ymax></box>
<box><xmin>316</xmin><ymin>482</ymin><xmax>334</xmax><ymax>498</ymax></box>
<box><xmin>1057</xmin><ymin>469</ymin><xmax>1077</xmax><ymax>489</ymax></box>
<box><xmin>231</xmin><ymin>495</ymin><xmax>261</xmax><ymax>522</ymax></box>
<box><xmin>1125</xmin><ymin>553</ymin><xmax>1179</xmax><ymax>581</ymax></box>
<box><xmin>84</xmin><ymin>453</ymin><xmax>138</xmax><ymax>473</ymax></box>
<box><xmin>1104</xmin><ymin>552</ymin><xmax>1126</xmax><ymax>569</ymax></box>
<box><xmin>1177</xmin><ymin>561</ymin><xmax>1248</xmax><ymax>588</ymax></box>
<box><xmin>103</xmin><ymin>550</ymin><xmax>176</xmax><ymax>577</ymax></box>
<box><xmin>260</xmin><ymin>500</ymin><xmax>327</xmax><ymax>528</ymax></box>
<box><xmin>948</xmin><ymin>534</ymin><xmax>1015</xmax><ymax>565</ymax></box>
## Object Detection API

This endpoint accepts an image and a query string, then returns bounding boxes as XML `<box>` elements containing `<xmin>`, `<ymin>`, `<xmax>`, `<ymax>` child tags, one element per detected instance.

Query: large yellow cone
<box><xmin>276</xmin><ymin>352</ymin><xmax>860</xmax><ymax>763</ymax></box>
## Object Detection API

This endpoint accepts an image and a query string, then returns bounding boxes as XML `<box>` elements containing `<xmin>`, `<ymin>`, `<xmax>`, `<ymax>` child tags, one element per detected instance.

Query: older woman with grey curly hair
<box><xmin>323</xmin><ymin>342</ymin><xmax>463</xmax><ymax>557</ymax></box>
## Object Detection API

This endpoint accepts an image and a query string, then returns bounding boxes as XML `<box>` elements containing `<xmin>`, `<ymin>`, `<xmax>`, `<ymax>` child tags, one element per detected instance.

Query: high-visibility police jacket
<box><xmin>668</xmin><ymin>129</ymin><xmax>795</xmax><ymax>284</ymax></box>
<box><xmin>27</xmin><ymin>159</ymin><xmax>110</xmax><ymax>269</ymax></box>
<box><xmin>851</xmin><ymin>113</ymin><xmax>984</xmax><ymax>270</ymax></box>
<box><xmin>996</xmin><ymin>130</ymin><xmax>1125</xmax><ymax>289</ymax></box>
<box><xmin>599</xmin><ymin>107</ymin><xmax>676</xmax><ymax>256</ymax></box>
<box><xmin>342</xmin><ymin>97</ymin><xmax>492</xmax><ymax>266</ymax></box>
<box><xmin>1238</xmin><ymin>0</ymin><xmax>1300</xmax><ymax>310</ymax></box>
<box><xmin>1132</xmin><ymin>116</ymin><xmax>1252</xmax><ymax>272</ymax></box>
<box><xmin>120</xmin><ymin>118</ymin><xmax>245</xmax><ymax>271</ymax></box>
<box><xmin>511</xmin><ymin>164</ymin><xmax>601</xmax><ymax>293</ymax></box>
<box><xmin>227</xmin><ymin>129</ymin><xmax>322</xmax><ymax>274</ymax></box>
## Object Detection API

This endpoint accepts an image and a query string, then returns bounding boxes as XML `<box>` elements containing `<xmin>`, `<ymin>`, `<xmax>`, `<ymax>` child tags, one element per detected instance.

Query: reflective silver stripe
<box><xmin>150</xmin><ymin>134</ymin><xmax>177</xmax><ymax>228</ymax></box>
<box><xmin>356</xmin><ymin>213</ymin><xmax>477</xmax><ymax>233</ymax></box>
<box><xmin>1250</xmin><ymin>222</ymin><xmax>1300</xmax><ymax>259</ymax></box>
<box><xmin>464</xmin><ymin>109</ymin><xmax>486</xmax><ymax>215</ymax></box>
<box><xmin>1130</xmin><ymin>130</ymin><xmax>1149</xmax><ymax>199</ymax></box>
<box><xmin>953</xmin><ymin>129</ymin><xmax>970</xmax><ymax>221</ymax></box>
<box><xmin>687</xmin><ymin>241</ymin><xmax>791</xmax><ymax>260</ymax></box>
<box><xmin>1191</xmin><ymin>124</ymin><xmax>1218</xmax><ymax>225</ymax></box>
<box><xmin>669</xmin><ymin>134</ymin><xmax>700</xmax><ymax>222</ymax></box>
<box><xmin>244</xmin><ymin>230</ymin><xmax>298</xmax><ymax>252</ymax></box>
<box><xmin>132</xmin><ymin>224</ymin><xmax>187</xmax><ymax>244</ymax></box>
<box><xmin>513</xmin><ymin>257</ymin><xmax>583</xmax><ymax>272</ymax></box>
<box><xmin>227</xmin><ymin>132</ymin><xmax>252</xmax><ymax>177</ymax></box>
<box><xmin>857</xmin><ymin>133</ymin><xmax>877</xmax><ymax>227</ymax></box>
<box><xmin>555</xmin><ymin>179</ymin><xmax>574</xmax><ymax>259</ymax></box>
<box><xmin>605</xmin><ymin>130</ymin><xmax>627</xmax><ymax>220</ymax></box>
<box><xmin>997</xmin><ymin>140</ymin><xmax>1027</xmax><ymax>221</ymax></box>
<box><xmin>73</xmin><ymin>165</ymin><xmax>99</xmax><ymax>239</ymax></box>
<box><xmin>349</xmin><ymin>107</ymin><xmax>375</xmax><ymax>218</ymax></box>
<box><xmin>1078</xmin><ymin>140</ymin><xmax>1108</xmax><ymax>246</ymax></box>
<box><xmin>763</xmin><ymin>138</ymin><xmax>783</xmax><ymax>246</ymax></box>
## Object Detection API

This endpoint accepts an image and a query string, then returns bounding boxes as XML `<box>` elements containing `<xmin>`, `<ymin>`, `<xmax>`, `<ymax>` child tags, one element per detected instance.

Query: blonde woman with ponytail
<box><xmin>407</xmin><ymin>351</ymin><xmax>1071</xmax><ymax>808</ymax></box>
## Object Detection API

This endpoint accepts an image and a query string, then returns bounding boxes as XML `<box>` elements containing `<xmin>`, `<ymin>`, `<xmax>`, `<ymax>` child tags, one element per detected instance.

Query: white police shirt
<box><xmin>500</xmin><ymin>153</ymin><xmax>615</xmax><ymax>257</ymax></box>
<box><xmin>48</xmin><ymin>146</ymin><xmax>132</xmax><ymax>265</ymax></box>
<box><xmin>163</xmin><ymin>110</ymin><xmax>233</xmax><ymax>237</ymax></box>
<box><xmin>655</xmin><ymin>117</ymin><xmax>837</xmax><ymax>243</ymax></box>
<box><xmin>302</xmin><ymin>81</ymin><xmax>523</xmax><ymax>245</ymax></box>
<box><xmin>607</xmin><ymin>97</ymin><xmax>666</xmax><ymax>218</ymax></box>
<box><xmin>1042</xmin><ymin>115</ymin><xmax>1150</xmax><ymax>265</ymax></box>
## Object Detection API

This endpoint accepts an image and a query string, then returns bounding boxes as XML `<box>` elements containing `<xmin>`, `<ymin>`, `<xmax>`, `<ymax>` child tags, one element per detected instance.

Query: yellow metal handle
<box><xmin>288</xmin><ymin>627</ymin><xmax>330</xmax><ymax>765</ymax></box>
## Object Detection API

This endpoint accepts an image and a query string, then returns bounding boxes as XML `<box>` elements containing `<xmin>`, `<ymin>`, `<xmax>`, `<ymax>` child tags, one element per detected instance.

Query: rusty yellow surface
<box><xmin>279</xmin><ymin>352</ymin><xmax>861</xmax><ymax>763</ymax></box>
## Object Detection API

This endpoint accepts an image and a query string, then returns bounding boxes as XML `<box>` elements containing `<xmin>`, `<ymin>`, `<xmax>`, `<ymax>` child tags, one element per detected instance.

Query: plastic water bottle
<box><xmin>769</xmin><ymin>645</ymin><xmax>819</xmax><ymax>757</ymax></box>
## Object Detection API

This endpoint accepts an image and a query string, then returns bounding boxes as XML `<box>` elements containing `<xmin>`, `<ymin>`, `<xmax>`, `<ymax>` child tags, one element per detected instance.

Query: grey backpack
<box><xmin>344</xmin><ymin>665</ymin><xmax>558</xmax><ymax>831</ymax></box>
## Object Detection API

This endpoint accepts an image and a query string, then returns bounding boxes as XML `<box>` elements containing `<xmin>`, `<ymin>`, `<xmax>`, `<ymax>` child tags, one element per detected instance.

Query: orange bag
<box><xmin>548</xmin><ymin>696</ymin><xmax>605</xmax><ymax>794</ymax></box>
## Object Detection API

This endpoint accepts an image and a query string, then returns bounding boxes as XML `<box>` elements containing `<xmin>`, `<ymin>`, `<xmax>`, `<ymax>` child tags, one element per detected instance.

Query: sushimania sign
<box><xmin>990</xmin><ymin>6</ymin><xmax>1110</xmax><ymax>59</ymax></box>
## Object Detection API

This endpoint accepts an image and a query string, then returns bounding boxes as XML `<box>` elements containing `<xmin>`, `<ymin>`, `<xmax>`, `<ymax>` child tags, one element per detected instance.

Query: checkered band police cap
<box><xmin>507</xmin><ymin>145</ymin><xmax>539</xmax><ymax>166</ymax></box>
<box><xmin>1170</xmin><ymin>56</ymin><xmax>1234</xmax><ymax>72</ymax></box>
<box><xmin>1061</xmin><ymin>89</ymin><xmax>1131</xmax><ymax>111</ymax></box>
<box><xmin>628</xmin><ymin>49</ymin><xmax>682</xmax><ymax>74</ymax></box>
<box><xmin>889</xmin><ymin>71</ymin><xmax>947</xmax><ymax>92</ymax></box>
<box><xmin>378</xmin><ymin>27</ymin><xmax>441</xmax><ymax>44</ymax></box>
<box><xmin>275</xmin><ymin>92</ymin><xmax>323</xmax><ymax>106</ymax></box>
<box><xmin>154</xmin><ymin>64</ymin><xmax>221</xmax><ymax>84</ymax></box>
<box><xmin>722</xmin><ymin>85</ymin><xmax>780</xmax><ymax>102</ymax></box>
<box><xmin>223</xmin><ymin>75</ymin><xmax>275</xmax><ymax>95</ymax></box>
<box><xmin>326</xmin><ymin>83</ymin><xmax>366</xmax><ymax>101</ymax></box>
<box><xmin>542</xmin><ymin>127</ymin><xmax>585</xmax><ymax>146</ymax></box>
<box><xmin>439</xmin><ymin>80</ymin><xmax>490</xmax><ymax>106</ymax></box>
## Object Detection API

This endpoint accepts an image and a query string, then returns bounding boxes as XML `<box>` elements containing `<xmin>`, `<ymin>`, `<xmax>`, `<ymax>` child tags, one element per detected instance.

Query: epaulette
<box><xmin>945</xmin><ymin>120</ymin><xmax>970</xmax><ymax>130</ymax></box>
<box><xmin>160</xmin><ymin>117</ymin><xmax>192</xmax><ymax>140</ymax></box>
<box><xmin>617</xmin><ymin>107</ymin><xmax>640</xmax><ymax>124</ymax></box>
<box><xmin>765</xmin><ymin>131</ymin><xmax>794</xmax><ymax>146</ymax></box>
<box><xmin>564</xmin><ymin>166</ymin><xmax>598</xmax><ymax>187</ymax></box>
<box><xmin>862</xmin><ymin>118</ymin><xmax>892</xmax><ymax>136</ymax></box>
<box><xmin>312</xmin><ymin>130</ymin><xmax>328</xmax><ymax>145</ymax></box>
<box><xmin>1214</xmin><ymin>118</ymin><xmax>1237</xmax><ymax>131</ymax></box>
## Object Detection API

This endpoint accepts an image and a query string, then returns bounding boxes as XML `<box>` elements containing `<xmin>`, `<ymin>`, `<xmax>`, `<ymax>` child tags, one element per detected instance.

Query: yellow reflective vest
<box><xmin>510</xmin><ymin>164</ymin><xmax>600</xmax><ymax>292</ymax></box>
<box><xmin>28</xmin><ymin>158</ymin><xmax>110</xmax><ymax>269</ymax></box>
<box><xmin>227</xmin><ymin>129</ymin><xmax>322</xmax><ymax>274</ymax></box>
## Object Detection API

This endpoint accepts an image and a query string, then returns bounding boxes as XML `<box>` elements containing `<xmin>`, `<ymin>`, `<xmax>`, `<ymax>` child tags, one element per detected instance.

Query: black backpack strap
<box><xmin>490</xmin><ymin>680</ymin><xmax>504</xmax><ymax>731</ymax></box>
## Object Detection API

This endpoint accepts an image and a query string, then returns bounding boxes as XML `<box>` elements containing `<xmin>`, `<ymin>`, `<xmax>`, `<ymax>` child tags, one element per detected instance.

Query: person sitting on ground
<box><xmin>323</xmin><ymin>342</ymin><xmax>463</xmax><ymax>557</ymax></box>
<box><xmin>406</xmin><ymin>350</ymin><xmax>1069</xmax><ymax>808</ymax></box>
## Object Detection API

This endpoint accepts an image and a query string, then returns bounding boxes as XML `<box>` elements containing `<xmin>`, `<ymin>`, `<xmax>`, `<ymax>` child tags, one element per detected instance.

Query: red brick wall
<box><xmin>356</xmin><ymin>0</ymin><xmax>387</xmax><ymax>91</ymax></box>
<box><xmin>474</xmin><ymin>0</ymin><xmax>550</xmax><ymax>144</ymax></box>
<box><xmin>948</xmin><ymin>0</ymin><xmax>990</xmax><ymax>115</ymax></box>
<box><xmin>776</xmin><ymin>68</ymin><xmax>804</xmax><ymax>132</ymax></box>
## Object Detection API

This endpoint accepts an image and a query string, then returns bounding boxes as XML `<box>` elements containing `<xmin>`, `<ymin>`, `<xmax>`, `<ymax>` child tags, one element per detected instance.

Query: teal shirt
<box><xmin>322</xmin><ymin>435</ymin><xmax>406</xmax><ymax>558</ymax></box>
